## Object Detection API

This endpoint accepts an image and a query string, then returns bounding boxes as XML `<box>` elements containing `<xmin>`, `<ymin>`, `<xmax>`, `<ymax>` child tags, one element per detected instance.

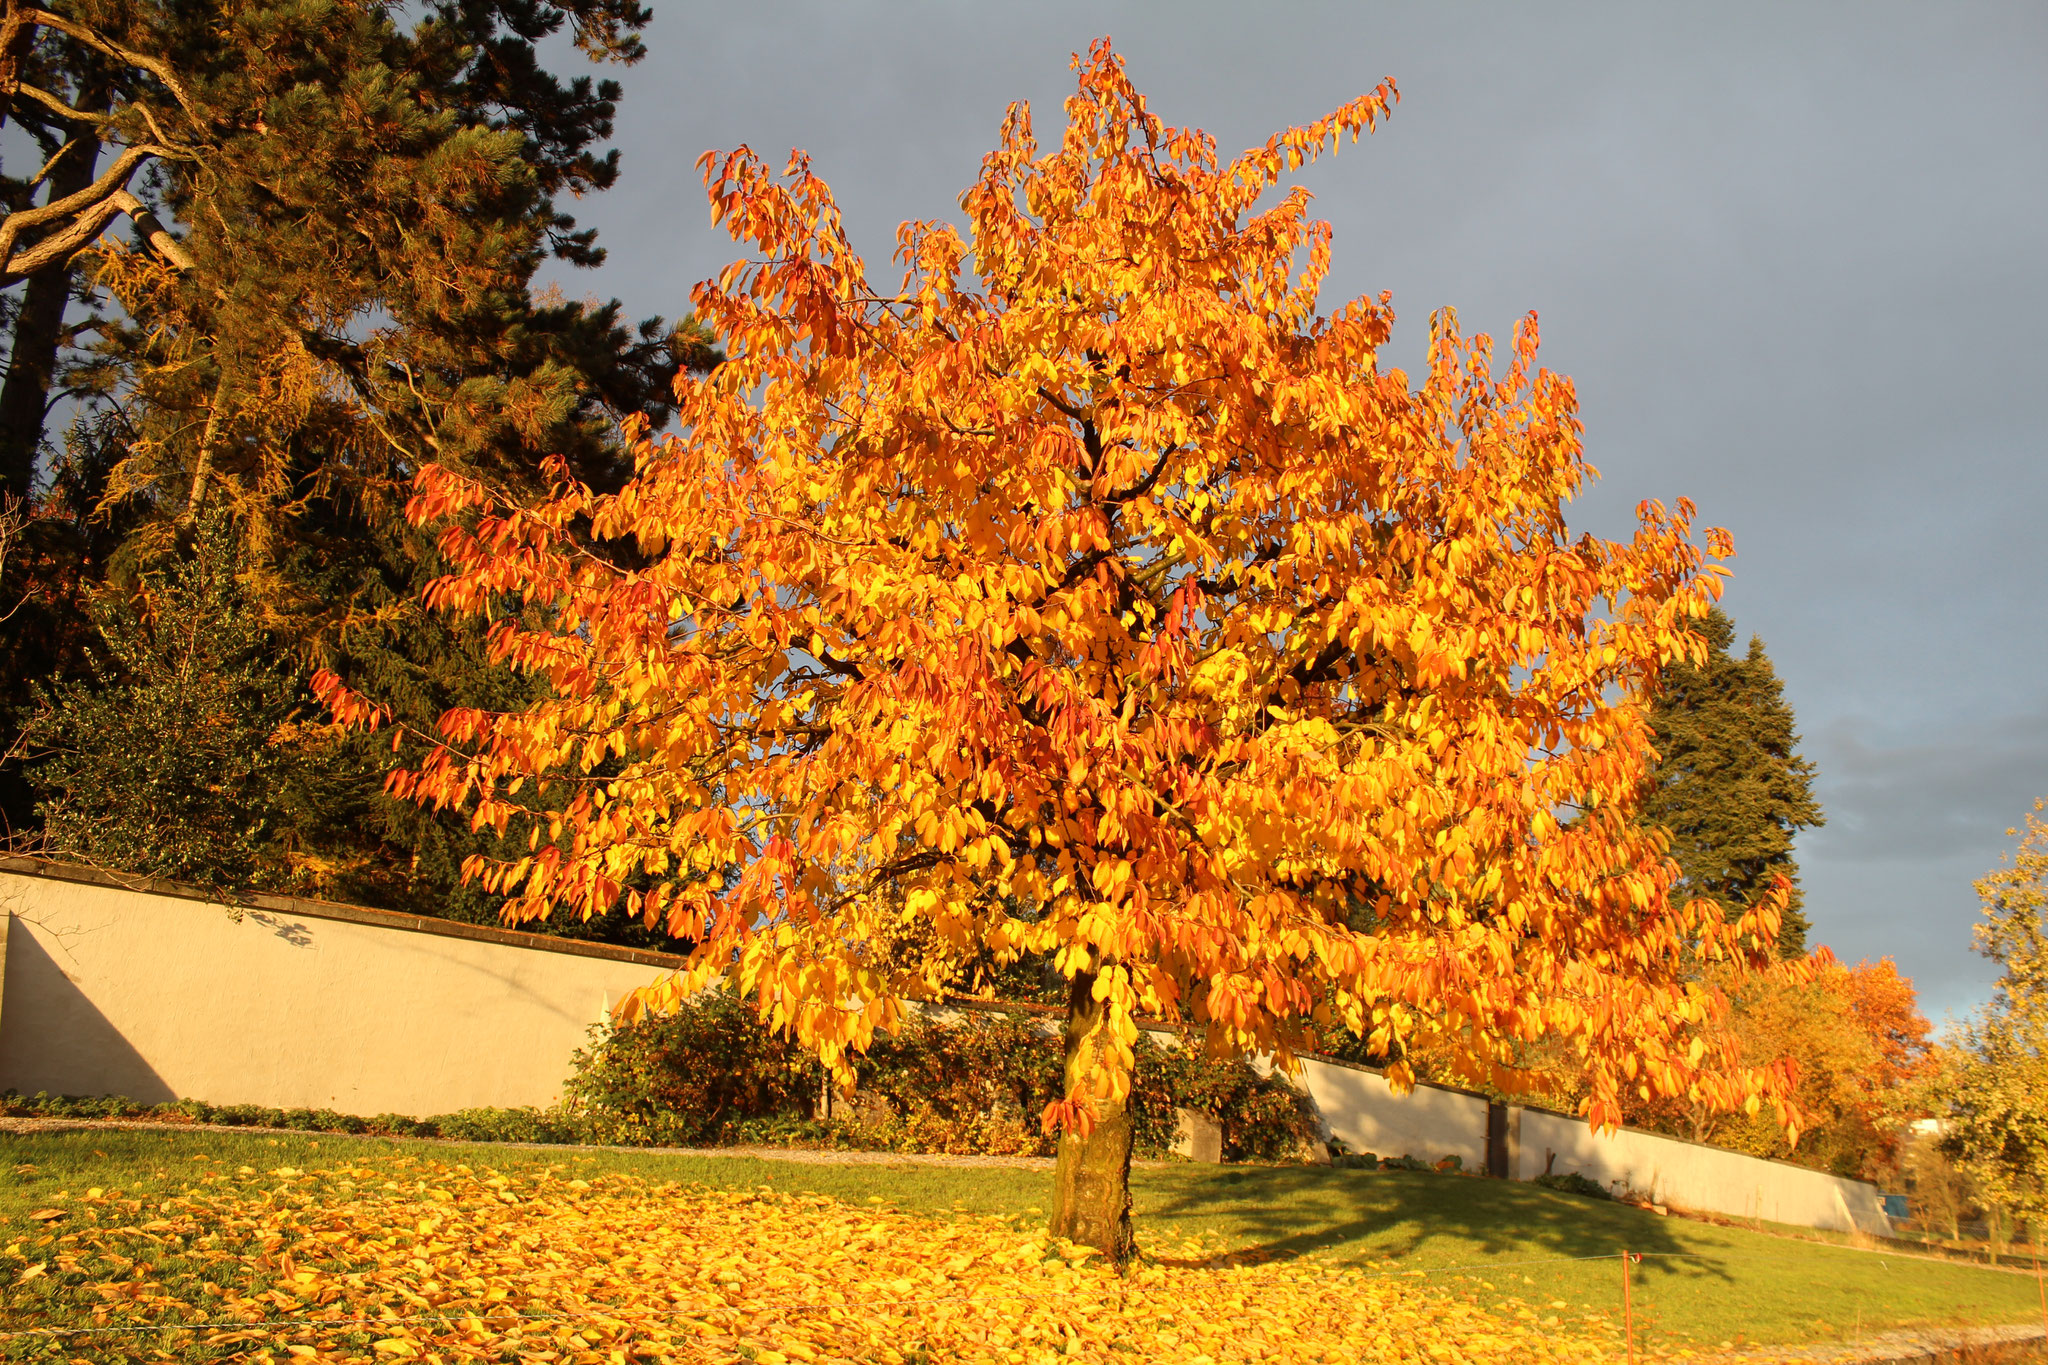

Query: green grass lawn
<box><xmin>5</xmin><ymin>1126</ymin><xmax>2044</xmax><ymax>1355</ymax></box>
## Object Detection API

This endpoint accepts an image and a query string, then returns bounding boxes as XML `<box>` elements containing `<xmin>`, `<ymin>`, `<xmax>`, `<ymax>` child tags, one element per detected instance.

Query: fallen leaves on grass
<box><xmin>1</xmin><ymin>1155</ymin><xmax>1632</xmax><ymax>1363</ymax></box>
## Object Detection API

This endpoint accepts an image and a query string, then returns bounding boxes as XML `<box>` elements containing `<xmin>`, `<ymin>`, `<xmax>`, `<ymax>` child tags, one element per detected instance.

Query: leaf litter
<box><xmin>0</xmin><ymin>1153</ymin><xmax>1637</xmax><ymax>1362</ymax></box>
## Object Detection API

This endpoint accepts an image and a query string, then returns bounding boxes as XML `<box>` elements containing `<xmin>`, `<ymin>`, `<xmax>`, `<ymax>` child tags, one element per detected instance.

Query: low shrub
<box><xmin>1</xmin><ymin>998</ymin><xmax>1326</xmax><ymax>1162</ymax></box>
<box><xmin>431</xmin><ymin>1107</ymin><xmax>585</xmax><ymax>1145</ymax></box>
<box><xmin>563</xmin><ymin>997</ymin><xmax>1324</xmax><ymax>1160</ymax></box>
<box><xmin>1532</xmin><ymin>1171</ymin><xmax>1613</xmax><ymax>1200</ymax></box>
<box><xmin>0</xmin><ymin>1090</ymin><xmax>569</xmax><ymax>1142</ymax></box>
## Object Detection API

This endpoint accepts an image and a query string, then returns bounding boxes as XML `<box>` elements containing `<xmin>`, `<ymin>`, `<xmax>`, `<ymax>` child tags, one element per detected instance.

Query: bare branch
<box><xmin>19</xmin><ymin>9</ymin><xmax>205</xmax><ymax>131</ymax></box>
<box><xmin>0</xmin><ymin>493</ymin><xmax>30</xmax><ymax>625</ymax></box>
<box><xmin>10</xmin><ymin>79</ymin><xmax>110</xmax><ymax>128</ymax></box>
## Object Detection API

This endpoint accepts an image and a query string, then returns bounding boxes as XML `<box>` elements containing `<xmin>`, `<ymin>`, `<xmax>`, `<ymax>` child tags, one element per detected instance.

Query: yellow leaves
<box><xmin>5</xmin><ymin>1156</ymin><xmax>1624</xmax><ymax>1362</ymax></box>
<box><xmin>317</xmin><ymin>33</ymin><xmax>1781</xmax><ymax>1145</ymax></box>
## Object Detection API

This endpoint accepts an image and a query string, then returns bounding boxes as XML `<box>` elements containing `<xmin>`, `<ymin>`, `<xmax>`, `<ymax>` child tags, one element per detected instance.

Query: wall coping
<box><xmin>0</xmin><ymin>856</ymin><xmax>689</xmax><ymax>972</ymax></box>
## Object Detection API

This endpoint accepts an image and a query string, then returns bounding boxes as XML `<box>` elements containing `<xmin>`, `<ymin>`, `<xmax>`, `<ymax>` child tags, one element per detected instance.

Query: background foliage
<box><xmin>562</xmin><ymin>996</ymin><xmax>1323</xmax><ymax>1161</ymax></box>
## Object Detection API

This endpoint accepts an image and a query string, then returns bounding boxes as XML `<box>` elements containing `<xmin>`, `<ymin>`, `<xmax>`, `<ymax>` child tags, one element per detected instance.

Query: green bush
<box><xmin>560</xmin><ymin>991</ymin><xmax>830</xmax><ymax>1148</ymax></box>
<box><xmin>1532</xmin><ymin>1171</ymin><xmax>1613</xmax><ymax>1200</ymax></box>
<box><xmin>562</xmin><ymin>997</ymin><xmax>1323</xmax><ymax>1160</ymax></box>
<box><xmin>431</xmin><ymin>1107</ymin><xmax>585</xmax><ymax>1145</ymax></box>
<box><xmin>1378</xmin><ymin>1154</ymin><xmax>1433</xmax><ymax>1172</ymax></box>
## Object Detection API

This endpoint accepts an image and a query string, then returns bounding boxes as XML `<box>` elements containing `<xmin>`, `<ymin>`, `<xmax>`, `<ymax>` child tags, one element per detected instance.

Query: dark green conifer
<box><xmin>2</xmin><ymin>2</ymin><xmax>706</xmax><ymax>950</ymax></box>
<box><xmin>1640</xmin><ymin>608</ymin><xmax>1824</xmax><ymax>957</ymax></box>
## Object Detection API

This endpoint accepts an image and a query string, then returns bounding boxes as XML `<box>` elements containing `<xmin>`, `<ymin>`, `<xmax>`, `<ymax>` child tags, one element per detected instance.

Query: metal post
<box><xmin>1623</xmin><ymin>1250</ymin><xmax>1633</xmax><ymax>1365</ymax></box>
<box><xmin>1623</xmin><ymin>1250</ymin><xmax>1642</xmax><ymax>1365</ymax></box>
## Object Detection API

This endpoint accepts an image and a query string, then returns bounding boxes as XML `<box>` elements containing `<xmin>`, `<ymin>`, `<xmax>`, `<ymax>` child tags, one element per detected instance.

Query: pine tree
<box><xmin>1640</xmin><ymin>607</ymin><xmax>1824</xmax><ymax>956</ymax></box>
<box><xmin>1</xmin><ymin>2</ymin><xmax>707</xmax><ymax>950</ymax></box>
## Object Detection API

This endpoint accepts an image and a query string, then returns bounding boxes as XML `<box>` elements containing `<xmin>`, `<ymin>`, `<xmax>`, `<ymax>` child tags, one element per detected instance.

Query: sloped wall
<box><xmin>1517</xmin><ymin>1105</ymin><xmax>1892</xmax><ymax>1235</ymax></box>
<box><xmin>1293</xmin><ymin>1056</ymin><xmax>1491</xmax><ymax>1171</ymax></box>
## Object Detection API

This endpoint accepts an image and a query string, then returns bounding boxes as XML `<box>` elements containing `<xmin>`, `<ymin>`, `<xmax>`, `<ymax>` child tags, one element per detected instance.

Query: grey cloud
<box><xmin>1807</xmin><ymin>712</ymin><xmax>2048</xmax><ymax>862</ymax></box>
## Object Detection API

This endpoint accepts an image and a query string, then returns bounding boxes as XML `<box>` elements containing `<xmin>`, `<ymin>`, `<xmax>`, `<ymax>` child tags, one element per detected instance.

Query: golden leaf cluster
<box><xmin>1</xmin><ymin>1156</ymin><xmax>1632</xmax><ymax>1363</ymax></box>
<box><xmin>318</xmin><ymin>40</ymin><xmax>1795</xmax><ymax>1132</ymax></box>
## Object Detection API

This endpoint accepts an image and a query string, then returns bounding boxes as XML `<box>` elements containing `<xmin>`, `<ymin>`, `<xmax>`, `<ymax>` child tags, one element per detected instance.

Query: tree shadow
<box><xmin>0</xmin><ymin>914</ymin><xmax>176</xmax><ymax>1102</ymax></box>
<box><xmin>1130</xmin><ymin>1166</ymin><xmax>1733</xmax><ymax>1286</ymax></box>
<box><xmin>246</xmin><ymin>911</ymin><xmax>314</xmax><ymax>948</ymax></box>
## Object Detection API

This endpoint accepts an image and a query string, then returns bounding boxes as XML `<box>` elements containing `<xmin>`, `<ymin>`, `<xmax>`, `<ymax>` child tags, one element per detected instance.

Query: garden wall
<box><xmin>0</xmin><ymin>858</ymin><xmax>676</xmax><ymax>1116</ymax></box>
<box><xmin>1292</xmin><ymin>1056</ymin><xmax>1492</xmax><ymax>1171</ymax></box>
<box><xmin>1514</xmin><ymin>1104</ymin><xmax>1893</xmax><ymax>1236</ymax></box>
<box><xmin>0</xmin><ymin>857</ymin><xmax>1891</xmax><ymax>1237</ymax></box>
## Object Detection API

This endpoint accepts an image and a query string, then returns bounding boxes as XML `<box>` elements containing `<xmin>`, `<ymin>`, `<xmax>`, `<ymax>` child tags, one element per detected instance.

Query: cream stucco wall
<box><xmin>0</xmin><ymin>863</ymin><xmax>675</xmax><ymax>1116</ymax></box>
<box><xmin>1281</xmin><ymin>1056</ymin><xmax>1889</xmax><ymax>1236</ymax></box>
<box><xmin>1294</xmin><ymin>1056</ymin><xmax>1491</xmax><ymax>1170</ymax></box>
<box><xmin>1516</xmin><ymin>1106</ymin><xmax>1892</xmax><ymax>1235</ymax></box>
<box><xmin>0</xmin><ymin>860</ymin><xmax>1894</xmax><ymax>1239</ymax></box>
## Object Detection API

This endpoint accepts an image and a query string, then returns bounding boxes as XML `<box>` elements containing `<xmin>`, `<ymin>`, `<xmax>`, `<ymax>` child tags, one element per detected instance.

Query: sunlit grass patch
<box><xmin>1</xmin><ymin>1150</ymin><xmax>1627</xmax><ymax>1363</ymax></box>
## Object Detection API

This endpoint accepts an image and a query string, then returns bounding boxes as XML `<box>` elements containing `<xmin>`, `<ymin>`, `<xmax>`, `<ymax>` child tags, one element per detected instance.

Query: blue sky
<box><xmin>540</xmin><ymin>1</ymin><xmax>2048</xmax><ymax>1025</ymax></box>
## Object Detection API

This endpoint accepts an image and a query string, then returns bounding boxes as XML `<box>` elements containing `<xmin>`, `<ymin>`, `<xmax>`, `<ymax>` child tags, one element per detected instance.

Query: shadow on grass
<box><xmin>1130</xmin><ymin>1166</ymin><xmax>1733</xmax><ymax>1287</ymax></box>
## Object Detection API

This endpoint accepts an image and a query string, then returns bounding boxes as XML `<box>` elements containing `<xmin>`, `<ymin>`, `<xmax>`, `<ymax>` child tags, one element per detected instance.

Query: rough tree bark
<box><xmin>1048</xmin><ymin>971</ymin><xmax>1136</xmax><ymax>1265</ymax></box>
<box><xmin>0</xmin><ymin>113</ymin><xmax>104</xmax><ymax>500</ymax></box>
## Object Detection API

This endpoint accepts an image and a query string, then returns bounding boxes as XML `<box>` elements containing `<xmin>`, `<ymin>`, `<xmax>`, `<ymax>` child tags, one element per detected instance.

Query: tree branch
<box><xmin>0</xmin><ymin>141</ymin><xmax>194</xmax><ymax>285</ymax></box>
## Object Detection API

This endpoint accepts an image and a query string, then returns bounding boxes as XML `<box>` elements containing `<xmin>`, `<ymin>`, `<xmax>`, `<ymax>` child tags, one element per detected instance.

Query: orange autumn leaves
<box><xmin>1631</xmin><ymin>956</ymin><xmax>1932</xmax><ymax>1179</ymax></box>
<box><xmin>1</xmin><ymin>1156</ymin><xmax>1631</xmax><ymax>1364</ymax></box>
<box><xmin>317</xmin><ymin>40</ymin><xmax>1796</xmax><ymax>1133</ymax></box>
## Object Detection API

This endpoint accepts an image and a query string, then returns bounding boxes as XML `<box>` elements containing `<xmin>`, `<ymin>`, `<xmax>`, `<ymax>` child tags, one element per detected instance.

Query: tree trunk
<box><xmin>0</xmin><ymin>2</ymin><xmax>36</xmax><ymax>135</ymax></box>
<box><xmin>0</xmin><ymin>113</ymin><xmax>104</xmax><ymax>499</ymax></box>
<box><xmin>1048</xmin><ymin>971</ymin><xmax>1135</xmax><ymax>1265</ymax></box>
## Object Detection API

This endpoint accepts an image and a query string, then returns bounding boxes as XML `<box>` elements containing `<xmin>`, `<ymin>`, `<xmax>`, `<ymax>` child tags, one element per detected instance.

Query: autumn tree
<box><xmin>1639</xmin><ymin>607</ymin><xmax>1823</xmax><ymax>956</ymax></box>
<box><xmin>1930</xmin><ymin>799</ymin><xmax>2048</xmax><ymax>1237</ymax></box>
<box><xmin>323</xmin><ymin>42</ymin><xmax>1797</xmax><ymax>1260</ymax></box>
<box><xmin>1630</xmin><ymin>955</ymin><xmax>1929</xmax><ymax>1179</ymax></box>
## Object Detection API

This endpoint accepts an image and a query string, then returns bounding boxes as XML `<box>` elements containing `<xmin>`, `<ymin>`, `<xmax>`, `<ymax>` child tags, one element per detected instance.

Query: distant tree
<box><xmin>1632</xmin><ymin>955</ymin><xmax>1931</xmax><ymax>1180</ymax></box>
<box><xmin>1930</xmin><ymin>799</ymin><xmax>2048</xmax><ymax>1239</ymax></box>
<box><xmin>1639</xmin><ymin>607</ymin><xmax>1823</xmax><ymax>956</ymax></box>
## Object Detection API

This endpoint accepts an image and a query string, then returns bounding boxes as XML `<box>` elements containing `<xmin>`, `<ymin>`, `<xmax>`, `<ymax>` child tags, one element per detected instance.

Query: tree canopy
<box><xmin>1639</xmin><ymin>607</ymin><xmax>1823</xmax><ymax>956</ymax></box>
<box><xmin>2</xmin><ymin>1</ymin><xmax>707</xmax><ymax>949</ymax></box>
<box><xmin>1931</xmin><ymin>799</ymin><xmax>2048</xmax><ymax>1234</ymax></box>
<box><xmin>320</xmin><ymin>41</ymin><xmax>1799</xmax><ymax>1258</ymax></box>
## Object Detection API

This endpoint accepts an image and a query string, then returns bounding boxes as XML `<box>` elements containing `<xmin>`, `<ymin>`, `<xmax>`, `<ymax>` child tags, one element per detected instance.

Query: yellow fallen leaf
<box><xmin>28</xmin><ymin>1154</ymin><xmax>1625</xmax><ymax>1365</ymax></box>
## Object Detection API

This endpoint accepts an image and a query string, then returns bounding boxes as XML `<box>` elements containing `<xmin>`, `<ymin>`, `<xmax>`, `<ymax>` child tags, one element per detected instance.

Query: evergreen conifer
<box><xmin>1641</xmin><ymin>607</ymin><xmax>1824</xmax><ymax>956</ymax></box>
<box><xmin>1</xmin><ymin>2</ymin><xmax>706</xmax><ymax>949</ymax></box>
